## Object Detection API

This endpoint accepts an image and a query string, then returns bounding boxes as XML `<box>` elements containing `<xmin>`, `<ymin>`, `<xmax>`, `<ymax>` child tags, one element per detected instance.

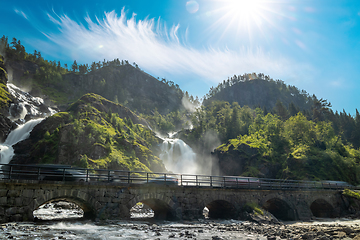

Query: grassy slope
<box><xmin>14</xmin><ymin>93</ymin><xmax>165</xmax><ymax>172</ymax></box>
<box><xmin>0</xmin><ymin>56</ymin><xmax>12</xmax><ymax>111</ymax></box>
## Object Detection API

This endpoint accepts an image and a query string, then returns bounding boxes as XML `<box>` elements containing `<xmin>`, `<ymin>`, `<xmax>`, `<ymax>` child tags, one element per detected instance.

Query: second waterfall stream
<box><xmin>159</xmin><ymin>137</ymin><xmax>198</xmax><ymax>174</ymax></box>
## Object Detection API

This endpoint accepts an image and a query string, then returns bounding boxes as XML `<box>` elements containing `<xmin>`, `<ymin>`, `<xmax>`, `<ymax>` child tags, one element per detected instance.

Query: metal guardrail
<box><xmin>0</xmin><ymin>163</ymin><xmax>357</xmax><ymax>190</ymax></box>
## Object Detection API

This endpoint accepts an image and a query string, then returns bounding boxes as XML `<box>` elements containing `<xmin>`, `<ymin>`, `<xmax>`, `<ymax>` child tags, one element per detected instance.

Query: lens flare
<box><xmin>186</xmin><ymin>1</ymin><xmax>199</xmax><ymax>14</ymax></box>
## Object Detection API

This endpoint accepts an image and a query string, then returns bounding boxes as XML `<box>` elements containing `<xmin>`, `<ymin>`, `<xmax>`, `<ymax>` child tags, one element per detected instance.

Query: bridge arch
<box><xmin>129</xmin><ymin>193</ymin><xmax>177</xmax><ymax>220</ymax></box>
<box><xmin>31</xmin><ymin>190</ymin><xmax>97</xmax><ymax>220</ymax></box>
<box><xmin>262</xmin><ymin>198</ymin><xmax>296</xmax><ymax>221</ymax></box>
<box><xmin>310</xmin><ymin>199</ymin><xmax>334</xmax><ymax>218</ymax></box>
<box><xmin>204</xmin><ymin>200</ymin><xmax>237</xmax><ymax>219</ymax></box>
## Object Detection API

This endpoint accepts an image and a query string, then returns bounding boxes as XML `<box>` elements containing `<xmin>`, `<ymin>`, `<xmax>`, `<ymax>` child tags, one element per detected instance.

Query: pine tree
<box><xmin>71</xmin><ymin>60</ymin><xmax>78</xmax><ymax>72</ymax></box>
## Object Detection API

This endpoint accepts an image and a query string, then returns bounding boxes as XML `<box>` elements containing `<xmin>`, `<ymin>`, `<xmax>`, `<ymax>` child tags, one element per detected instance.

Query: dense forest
<box><xmin>180</xmin><ymin>101</ymin><xmax>360</xmax><ymax>183</ymax></box>
<box><xmin>1</xmin><ymin>35</ymin><xmax>360</xmax><ymax>184</ymax></box>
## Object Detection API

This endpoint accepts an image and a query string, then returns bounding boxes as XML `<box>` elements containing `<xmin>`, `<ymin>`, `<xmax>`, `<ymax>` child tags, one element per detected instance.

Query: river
<box><xmin>2</xmin><ymin>217</ymin><xmax>360</xmax><ymax>239</ymax></box>
<box><xmin>0</xmin><ymin>220</ymin><xmax>267</xmax><ymax>240</ymax></box>
<box><xmin>3</xmin><ymin>202</ymin><xmax>360</xmax><ymax>240</ymax></box>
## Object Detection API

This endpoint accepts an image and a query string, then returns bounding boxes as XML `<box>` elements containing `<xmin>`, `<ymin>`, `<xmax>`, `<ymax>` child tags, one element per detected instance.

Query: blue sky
<box><xmin>1</xmin><ymin>0</ymin><xmax>360</xmax><ymax>115</ymax></box>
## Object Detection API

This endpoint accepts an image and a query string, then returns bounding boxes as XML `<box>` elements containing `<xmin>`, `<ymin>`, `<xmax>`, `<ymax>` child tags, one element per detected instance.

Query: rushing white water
<box><xmin>34</xmin><ymin>202</ymin><xmax>84</xmax><ymax>220</ymax></box>
<box><xmin>0</xmin><ymin>83</ymin><xmax>56</xmax><ymax>165</ymax></box>
<box><xmin>7</xmin><ymin>83</ymin><xmax>56</xmax><ymax>120</ymax></box>
<box><xmin>0</xmin><ymin>118</ymin><xmax>44</xmax><ymax>164</ymax></box>
<box><xmin>159</xmin><ymin>137</ymin><xmax>197</xmax><ymax>174</ymax></box>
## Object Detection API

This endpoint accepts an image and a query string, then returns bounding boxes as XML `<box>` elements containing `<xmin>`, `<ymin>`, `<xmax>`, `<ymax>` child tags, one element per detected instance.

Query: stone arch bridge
<box><xmin>0</xmin><ymin>179</ymin><xmax>347</xmax><ymax>223</ymax></box>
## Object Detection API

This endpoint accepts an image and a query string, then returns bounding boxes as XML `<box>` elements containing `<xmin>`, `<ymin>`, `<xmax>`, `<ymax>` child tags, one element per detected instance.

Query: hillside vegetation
<box><xmin>11</xmin><ymin>93</ymin><xmax>165</xmax><ymax>172</ymax></box>
<box><xmin>180</xmin><ymin>100</ymin><xmax>360</xmax><ymax>184</ymax></box>
<box><xmin>0</xmin><ymin>56</ymin><xmax>12</xmax><ymax>111</ymax></box>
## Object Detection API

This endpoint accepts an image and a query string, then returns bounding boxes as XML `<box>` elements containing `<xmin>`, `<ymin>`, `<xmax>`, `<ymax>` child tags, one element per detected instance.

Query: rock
<box><xmin>0</xmin><ymin>114</ymin><xmax>15</xmax><ymax>143</ymax></box>
<box><xmin>241</xmin><ymin>208</ymin><xmax>280</xmax><ymax>225</ymax></box>
<box><xmin>353</xmin><ymin>234</ymin><xmax>360</xmax><ymax>240</ymax></box>
<box><xmin>53</xmin><ymin>201</ymin><xmax>77</xmax><ymax>210</ymax></box>
<box><xmin>342</xmin><ymin>226</ymin><xmax>354</xmax><ymax>235</ymax></box>
<box><xmin>317</xmin><ymin>236</ymin><xmax>330</xmax><ymax>240</ymax></box>
<box><xmin>331</xmin><ymin>231</ymin><xmax>346</xmax><ymax>238</ymax></box>
<box><xmin>267</xmin><ymin>236</ymin><xmax>277</xmax><ymax>240</ymax></box>
<box><xmin>301</xmin><ymin>232</ymin><xmax>315</xmax><ymax>240</ymax></box>
<box><xmin>212</xmin><ymin>236</ymin><xmax>224</xmax><ymax>240</ymax></box>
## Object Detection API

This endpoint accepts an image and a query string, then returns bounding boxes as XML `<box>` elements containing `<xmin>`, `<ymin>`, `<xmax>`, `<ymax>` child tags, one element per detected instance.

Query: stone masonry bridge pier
<box><xmin>0</xmin><ymin>179</ymin><xmax>347</xmax><ymax>223</ymax></box>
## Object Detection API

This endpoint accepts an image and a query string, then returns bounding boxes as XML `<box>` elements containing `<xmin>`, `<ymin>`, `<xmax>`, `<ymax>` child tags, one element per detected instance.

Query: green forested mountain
<box><xmin>11</xmin><ymin>93</ymin><xmax>165</xmax><ymax>172</ymax></box>
<box><xmin>202</xmin><ymin>73</ymin><xmax>360</xmax><ymax>149</ymax></box>
<box><xmin>2</xmin><ymin>36</ymin><xmax>198</xmax><ymax>116</ymax></box>
<box><xmin>203</xmin><ymin>74</ymin><xmax>315</xmax><ymax>113</ymax></box>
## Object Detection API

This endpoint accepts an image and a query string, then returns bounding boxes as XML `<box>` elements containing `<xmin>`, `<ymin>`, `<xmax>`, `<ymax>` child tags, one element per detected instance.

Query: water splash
<box><xmin>159</xmin><ymin>137</ymin><xmax>197</xmax><ymax>174</ymax></box>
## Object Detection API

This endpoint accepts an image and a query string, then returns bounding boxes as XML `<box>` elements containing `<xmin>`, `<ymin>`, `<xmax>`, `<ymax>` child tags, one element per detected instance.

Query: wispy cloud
<box><xmin>42</xmin><ymin>8</ymin><xmax>311</xmax><ymax>84</ymax></box>
<box><xmin>14</xmin><ymin>8</ymin><xmax>28</xmax><ymax>19</ymax></box>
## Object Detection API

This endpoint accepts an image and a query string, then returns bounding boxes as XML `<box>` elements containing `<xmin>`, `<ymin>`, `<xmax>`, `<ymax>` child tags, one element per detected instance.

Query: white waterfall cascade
<box><xmin>159</xmin><ymin>137</ymin><xmax>198</xmax><ymax>174</ymax></box>
<box><xmin>7</xmin><ymin>83</ymin><xmax>56</xmax><ymax>121</ymax></box>
<box><xmin>0</xmin><ymin>83</ymin><xmax>56</xmax><ymax>165</ymax></box>
<box><xmin>0</xmin><ymin>118</ymin><xmax>44</xmax><ymax>164</ymax></box>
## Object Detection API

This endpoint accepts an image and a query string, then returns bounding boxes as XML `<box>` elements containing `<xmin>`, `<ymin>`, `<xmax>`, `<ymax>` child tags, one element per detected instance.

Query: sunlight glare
<box><xmin>229</xmin><ymin>0</ymin><xmax>260</xmax><ymax>19</ymax></box>
<box><xmin>210</xmin><ymin>0</ymin><xmax>272</xmax><ymax>41</ymax></box>
<box><xmin>225</xmin><ymin>0</ymin><xmax>264</xmax><ymax>27</ymax></box>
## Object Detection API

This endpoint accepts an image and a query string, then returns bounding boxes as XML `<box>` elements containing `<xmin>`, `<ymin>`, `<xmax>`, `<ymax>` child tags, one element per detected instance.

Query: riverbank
<box><xmin>1</xmin><ymin>218</ymin><xmax>360</xmax><ymax>239</ymax></box>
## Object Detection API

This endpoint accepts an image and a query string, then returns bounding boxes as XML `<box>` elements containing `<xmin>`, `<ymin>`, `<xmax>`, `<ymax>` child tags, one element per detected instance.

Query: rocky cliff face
<box><xmin>212</xmin><ymin>142</ymin><xmax>281</xmax><ymax>178</ymax></box>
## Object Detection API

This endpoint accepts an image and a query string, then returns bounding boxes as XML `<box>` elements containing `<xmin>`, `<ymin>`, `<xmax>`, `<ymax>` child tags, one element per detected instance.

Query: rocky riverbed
<box><xmin>1</xmin><ymin>218</ymin><xmax>360</xmax><ymax>239</ymax></box>
<box><xmin>4</xmin><ymin>201</ymin><xmax>360</xmax><ymax>239</ymax></box>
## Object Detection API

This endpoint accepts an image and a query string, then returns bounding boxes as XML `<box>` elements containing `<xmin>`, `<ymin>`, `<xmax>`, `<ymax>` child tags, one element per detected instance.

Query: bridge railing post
<box><xmin>210</xmin><ymin>176</ymin><xmax>212</xmax><ymax>187</ymax></box>
<box><xmin>62</xmin><ymin>168</ymin><xmax>66</xmax><ymax>181</ymax></box>
<box><xmin>128</xmin><ymin>171</ymin><xmax>130</xmax><ymax>184</ymax></box>
<box><xmin>9</xmin><ymin>165</ymin><xmax>12</xmax><ymax>179</ymax></box>
<box><xmin>37</xmin><ymin>167</ymin><xmax>41</xmax><ymax>180</ymax></box>
<box><xmin>180</xmin><ymin>175</ymin><xmax>183</xmax><ymax>186</ymax></box>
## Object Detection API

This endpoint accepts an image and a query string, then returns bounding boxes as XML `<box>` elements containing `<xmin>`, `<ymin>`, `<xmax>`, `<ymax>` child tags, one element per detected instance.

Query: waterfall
<box><xmin>7</xmin><ymin>83</ymin><xmax>56</xmax><ymax>121</ymax></box>
<box><xmin>0</xmin><ymin>83</ymin><xmax>56</xmax><ymax>165</ymax></box>
<box><xmin>159</xmin><ymin>138</ymin><xmax>198</xmax><ymax>174</ymax></box>
<box><xmin>0</xmin><ymin>118</ymin><xmax>44</xmax><ymax>164</ymax></box>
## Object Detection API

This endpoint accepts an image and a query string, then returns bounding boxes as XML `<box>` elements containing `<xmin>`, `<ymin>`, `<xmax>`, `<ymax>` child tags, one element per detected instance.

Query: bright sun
<box><xmin>226</xmin><ymin>0</ymin><xmax>264</xmax><ymax>26</ymax></box>
<box><xmin>211</xmin><ymin>0</ymin><xmax>270</xmax><ymax>39</ymax></box>
<box><xmin>230</xmin><ymin>0</ymin><xmax>261</xmax><ymax>18</ymax></box>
